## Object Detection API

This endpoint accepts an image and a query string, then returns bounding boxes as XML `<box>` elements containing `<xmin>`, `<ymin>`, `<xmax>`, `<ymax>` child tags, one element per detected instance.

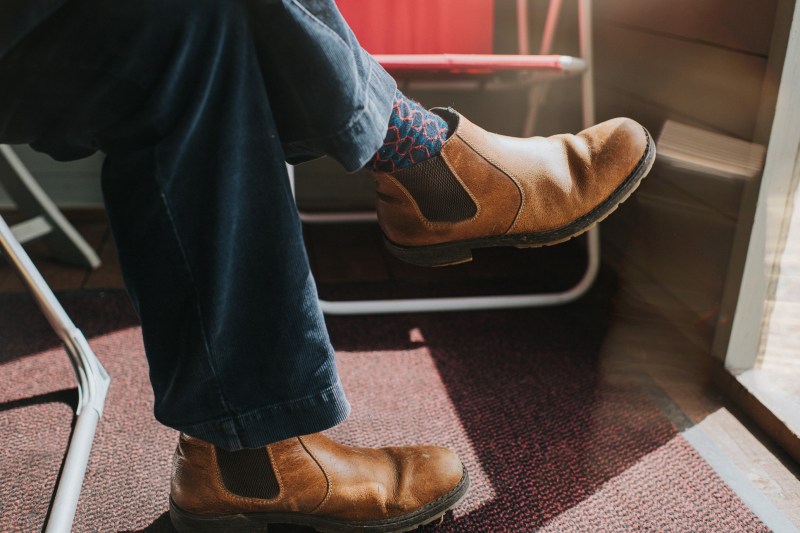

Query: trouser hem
<box><xmin>173</xmin><ymin>378</ymin><xmax>351</xmax><ymax>450</ymax></box>
<box><xmin>284</xmin><ymin>56</ymin><xmax>396</xmax><ymax>172</ymax></box>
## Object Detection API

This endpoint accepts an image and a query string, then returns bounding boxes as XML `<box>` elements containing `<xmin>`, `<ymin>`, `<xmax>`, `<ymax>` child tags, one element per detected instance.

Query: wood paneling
<box><xmin>590</xmin><ymin>0</ymin><xmax>779</xmax><ymax>354</ymax></box>
<box><xmin>595</xmin><ymin>23</ymin><xmax>767</xmax><ymax>139</ymax></box>
<box><xmin>598</xmin><ymin>0</ymin><xmax>777</xmax><ymax>56</ymax></box>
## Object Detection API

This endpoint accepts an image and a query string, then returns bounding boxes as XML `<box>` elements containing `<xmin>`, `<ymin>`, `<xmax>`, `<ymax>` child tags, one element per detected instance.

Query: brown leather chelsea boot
<box><xmin>169</xmin><ymin>432</ymin><xmax>469</xmax><ymax>532</ymax></box>
<box><xmin>374</xmin><ymin>108</ymin><xmax>656</xmax><ymax>266</ymax></box>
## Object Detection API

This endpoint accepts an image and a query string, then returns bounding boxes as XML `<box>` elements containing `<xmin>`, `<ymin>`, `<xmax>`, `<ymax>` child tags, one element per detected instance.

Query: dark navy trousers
<box><xmin>0</xmin><ymin>0</ymin><xmax>396</xmax><ymax>449</ymax></box>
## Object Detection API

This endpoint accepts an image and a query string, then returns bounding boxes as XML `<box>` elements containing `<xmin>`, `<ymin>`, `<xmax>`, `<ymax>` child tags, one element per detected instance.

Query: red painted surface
<box><xmin>335</xmin><ymin>0</ymin><xmax>494</xmax><ymax>54</ymax></box>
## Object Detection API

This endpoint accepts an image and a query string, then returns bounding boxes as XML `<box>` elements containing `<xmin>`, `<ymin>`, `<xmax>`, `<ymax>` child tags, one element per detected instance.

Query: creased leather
<box><xmin>375</xmin><ymin>110</ymin><xmax>648</xmax><ymax>247</ymax></box>
<box><xmin>171</xmin><ymin>433</ymin><xmax>463</xmax><ymax>521</ymax></box>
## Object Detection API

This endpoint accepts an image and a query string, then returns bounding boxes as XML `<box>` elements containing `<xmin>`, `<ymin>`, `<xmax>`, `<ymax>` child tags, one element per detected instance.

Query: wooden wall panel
<box><xmin>597</xmin><ymin>0</ymin><xmax>777</xmax><ymax>56</ymax></box>
<box><xmin>588</xmin><ymin>0</ymin><xmax>780</xmax><ymax>342</ymax></box>
<box><xmin>594</xmin><ymin>23</ymin><xmax>767</xmax><ymax>139</ymax></box>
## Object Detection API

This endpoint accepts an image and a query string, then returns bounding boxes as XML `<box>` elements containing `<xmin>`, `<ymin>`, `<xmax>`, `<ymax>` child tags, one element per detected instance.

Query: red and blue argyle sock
<box><xmin>369</xmin><ymin>91</ymin><xmax>449</xmax><ymax>174</ymax></box>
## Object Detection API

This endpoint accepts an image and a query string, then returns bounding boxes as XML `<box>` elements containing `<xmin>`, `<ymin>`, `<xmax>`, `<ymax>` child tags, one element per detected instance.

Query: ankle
<box><xmin>368</xmin><ymin>90</ymin><xmax>449</xmax><ymax>174</ymax></box>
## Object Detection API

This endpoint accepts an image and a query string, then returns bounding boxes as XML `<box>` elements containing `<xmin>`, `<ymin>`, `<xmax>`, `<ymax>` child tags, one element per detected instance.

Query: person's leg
<box><xmin>236</xmin><ymin>1</ymin><xmax>654</xmax><ymax>271</ymax></box>
<box><xmin>0</xmin><ymin>2</ymin><xmax>469</xmax><ymax>531</ymax></box>
<box><xmin>1</xmin><ymin>0</ymin><xmax>351</xmax><ymax>449</ymax></box>
<box><xmin>233</xmin><ymin>0</ymin><xmax>655</xmax><ymax>274</ymax></box>
<box><xmin>239</xmin><ymin>0</ymin><xmax>397</xmax><ymax>171</ymax></box>
<box><xmin>0</xmin><ymin>0</ymin><xmax>652</xmax><ymax>529</ymax></box>
<box><xmin>372</xmin><ymin>108</ymin><xmax>655</xmax><ymax>267</ymax></box>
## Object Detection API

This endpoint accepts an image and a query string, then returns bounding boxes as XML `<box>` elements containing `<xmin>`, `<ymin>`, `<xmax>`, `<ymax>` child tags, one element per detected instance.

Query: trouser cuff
<box><xmin>174</xmin><ymin>378</ymin><xmax>351</xmax><ymax>450</ymax></box>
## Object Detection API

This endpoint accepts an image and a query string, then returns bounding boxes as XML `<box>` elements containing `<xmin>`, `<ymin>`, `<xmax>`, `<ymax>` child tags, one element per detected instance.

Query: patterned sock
<box><xmin>369</xmin><ymin>90</ymin><xmax>449</xmax><ymax>174</ymax></box>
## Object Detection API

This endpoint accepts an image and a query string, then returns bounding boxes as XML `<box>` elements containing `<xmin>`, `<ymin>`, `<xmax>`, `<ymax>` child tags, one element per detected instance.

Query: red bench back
<box><xmin>336</xmin><ymin>0</ymin><xmax>494</xmax><ymax>55</ymax></box>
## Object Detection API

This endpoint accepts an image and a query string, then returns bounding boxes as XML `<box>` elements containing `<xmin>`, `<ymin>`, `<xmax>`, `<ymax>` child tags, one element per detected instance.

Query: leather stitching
<box><xmin>298</xmin><ymin>436</ymin><xmax>333</xmax><ymax>515</ymax></box>
<box><xmin>265</xmin><ymin>444</ymin><xmax>286</xmax><ymax>501</ymax></box>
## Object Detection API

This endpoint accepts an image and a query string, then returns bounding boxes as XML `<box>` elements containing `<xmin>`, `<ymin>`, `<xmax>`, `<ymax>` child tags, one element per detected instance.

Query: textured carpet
<box><xmin>0</xmin><ymin>288</ymin><xmax>769</xmax><ymax>532</ymax></box>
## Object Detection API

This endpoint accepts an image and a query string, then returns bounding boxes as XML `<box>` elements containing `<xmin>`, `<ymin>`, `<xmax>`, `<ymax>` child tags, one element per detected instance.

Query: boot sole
<box><xmin>169</xmin><ymin>465</ymin><xmax>470</xmax><ymax>533</ymax></box>
<box><xmin>384</xmin><ymin>128</ymin><xmax>657</xmax><ymax>267</ymax></box>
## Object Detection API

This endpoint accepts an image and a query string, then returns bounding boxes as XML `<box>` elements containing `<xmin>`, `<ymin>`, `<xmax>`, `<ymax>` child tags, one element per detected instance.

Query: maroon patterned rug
<box><xmin>0</xmin><ymin>288</ymin><xmax>768</xmax><ymax>532</ymax></box>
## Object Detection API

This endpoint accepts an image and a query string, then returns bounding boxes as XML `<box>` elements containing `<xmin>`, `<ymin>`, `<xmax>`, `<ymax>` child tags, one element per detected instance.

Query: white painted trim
<box><xmin>0</xmin><ymin>145</ymin><xmax>104</xmax><ymax>208</ymax></box>
<box><xmin>683</xmin><ymin>424</ymin><xmax>800</xmax><ymax>532</ymax></box>
<box><xmin>721</xmin><ymin>3</ymin><xmax>800</xmax><ymax>371</ymax></box>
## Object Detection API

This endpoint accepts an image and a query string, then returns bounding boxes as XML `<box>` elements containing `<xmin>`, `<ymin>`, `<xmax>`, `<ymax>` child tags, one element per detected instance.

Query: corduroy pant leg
<box><xmin>0</xmin><ymin>0</ymin><xmax>395</xmax><ymax>450</ymax></box>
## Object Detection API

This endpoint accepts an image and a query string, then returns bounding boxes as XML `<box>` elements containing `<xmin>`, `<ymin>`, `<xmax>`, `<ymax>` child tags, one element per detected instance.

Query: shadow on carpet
<box><xmin>0</xmin><ymin>283</ymin><xmax>767</xmax><ymax>532</ymax></box>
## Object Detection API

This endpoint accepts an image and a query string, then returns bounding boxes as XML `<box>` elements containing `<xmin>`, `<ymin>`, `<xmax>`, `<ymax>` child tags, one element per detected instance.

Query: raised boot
<box><xmin>169</xmin><ymin>432</ymin><xmax>469</xmax><ymax>532</ymax></box>
<box><xmin>374</xmin><ymin>109</ymin><xmax>656</xmax><ymax>266</ymax></box>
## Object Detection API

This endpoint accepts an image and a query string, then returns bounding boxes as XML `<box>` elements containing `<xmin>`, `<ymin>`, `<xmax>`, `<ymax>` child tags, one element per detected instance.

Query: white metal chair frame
<box><xmin>290</xmin><ymin>0</ymin><xmax>597</xmax><ymax>315</ymax></box>
<box><xmin>0</xmin><ymin>214</ymin><xmax>110</xmax><ymax>533</ymax></box>
<box><xmin>0</xmin><ymin>145</ymin><xmax>101</xmax><ymax>269</ymax></box>
<box><xmin>0</xmin><ymin>143</ymin><xmax>107</xmax><ymax>532</ymax></box>
<box><xmin>0</xmin><ymin>2</ymin><xmax>592</xmax><ymax>528</ymax></box>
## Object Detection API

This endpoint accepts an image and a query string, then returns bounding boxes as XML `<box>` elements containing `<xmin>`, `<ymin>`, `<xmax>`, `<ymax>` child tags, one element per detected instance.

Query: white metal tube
<box><xmin>44</xmin><ymin>411</ymin><xmax>101</xmax><ymax>533</ymax></box>
<box><xmin>319</xmin><ymin>228</ymin><xmax>600</xmax><ymax>315</ymax></box>
<box><xmin>539</xmin><ymin>0</ymin><xmax>564</xmax><ymax>55</ymax></box>
<box><xmin>286</xmin><ymin>163</ymin><xmax>296</xmax><ymax>197</ymax></box>
<box><xmin>0</xmin><ymin>214</ymin><xmax>110</xmax><ymax>533</ymax></box>
<box><xmin>0</xmin><ymin>217</ymin><xmax>110</xmax><ymax>413</ymax></box>
<box><xmin>522</xmin><ymin>0</ymin><xmax>564</xmax><ymax>137</ymax></box>
<box><xmin>0</xmin><ymin>215</ymin><xmax>76</xmax><ymax>340</ymax></box>
<box><xmin>0</xmin><ymin>145</ymin><xmax>101</xmax><ymax>269</ymax></box>
<box><xmin>516</xmin><ymin>0</ymin><xmax>530</xmax><ymax>54</ymax></box>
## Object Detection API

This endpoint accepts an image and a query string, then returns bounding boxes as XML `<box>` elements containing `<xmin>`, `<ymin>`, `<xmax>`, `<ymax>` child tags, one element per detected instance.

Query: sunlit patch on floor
<box><xmin>330</xmin><ymin>346</ymin><xmax>496</xmax><ymax>516</ymax></box>
<box><xmin>538</xmin><ymin>435</ymin><xmax>770</xmax><ymax>532</ymax></box>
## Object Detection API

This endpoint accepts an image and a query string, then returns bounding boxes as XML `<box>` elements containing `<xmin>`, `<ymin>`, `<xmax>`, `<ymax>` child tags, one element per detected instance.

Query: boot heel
<box><xmin>383</xmin><ymin>238</ymin><xmax>474</xmax><ymax>267</ymax></box>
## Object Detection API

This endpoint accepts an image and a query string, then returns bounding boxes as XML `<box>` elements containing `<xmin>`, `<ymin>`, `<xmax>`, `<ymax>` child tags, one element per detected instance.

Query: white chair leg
<box><xmin>0</xmin><ymin>145</ymin><xmax>101</xmax><ymax>269</ymax></box>
<box><xmin>317</xmin><ymin>227</ymin><xmax>600</xmax><ymax>315</ymax></box>
<box><xmin>289</xmin><ymin>163</ymin><xmax>601</xmax><ymax>315</ymax></box>
<box><xmin>0</xmin><ymin>214</ymin><xmax>110</xmax><ymax>533</ymax></box>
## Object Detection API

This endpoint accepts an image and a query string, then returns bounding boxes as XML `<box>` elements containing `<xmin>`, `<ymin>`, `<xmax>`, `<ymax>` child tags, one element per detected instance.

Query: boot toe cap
<box><xmin>582</xmin><ymin>117</ymin><xmax>650</xmax><ymax>174</ymax></box>
<box><xmin>390</xmin><ymin>445</ymin><xmax>466</xmax><ymax>512</ymax></box>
